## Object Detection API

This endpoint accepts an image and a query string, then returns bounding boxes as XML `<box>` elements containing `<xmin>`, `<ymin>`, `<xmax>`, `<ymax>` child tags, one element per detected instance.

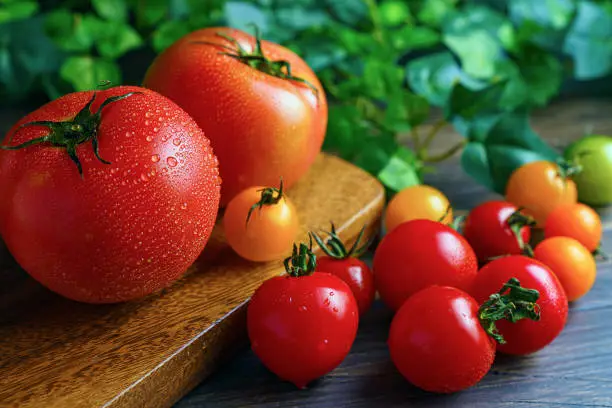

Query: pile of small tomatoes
<box><xmin>243</xmin><ymin>158</ymin><xmax>603</xmax><ymax>394</ymax></box>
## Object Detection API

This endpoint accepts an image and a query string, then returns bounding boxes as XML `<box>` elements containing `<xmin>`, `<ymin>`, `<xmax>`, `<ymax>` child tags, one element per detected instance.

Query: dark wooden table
<box><xmin>175</xmin><ymin>98</ymin><xmax>612</xmax><ymax>408</ymax></box>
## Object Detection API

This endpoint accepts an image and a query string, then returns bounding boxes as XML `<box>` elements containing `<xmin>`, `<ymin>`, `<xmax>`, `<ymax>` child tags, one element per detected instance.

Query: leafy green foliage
<box><xmin>0</xmin><ymin>0</ymin><xmax>611</xmax><ymax>194</ymax></box>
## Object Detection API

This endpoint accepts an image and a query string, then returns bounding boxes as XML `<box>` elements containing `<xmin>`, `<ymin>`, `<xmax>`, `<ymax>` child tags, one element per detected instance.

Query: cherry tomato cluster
<box><xmin>247</xmin><ymin>164</ymin><xmax>604</xmax><ymax>393</ymax></box>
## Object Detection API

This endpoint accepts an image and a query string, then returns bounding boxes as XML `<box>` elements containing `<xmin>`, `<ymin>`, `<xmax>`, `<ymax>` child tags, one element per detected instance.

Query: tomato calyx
<box><xmin>246</xmin><ymin>179</ymin><xmax>285</xmax><ymax>225</ymax></box>
<box><xmin>478</xmin><ymin>277</ymin><xmax>541</xmax><ymax>344</ymax></box>
<box><xmin>284</xmin><ymin>240</ymin><xmax>317</xmax><ymax>277</ymax></box>
<box><xmin>310</xmin><ymin>223</ymin><xmax>370</xmax><ymax>260</ymax></box>
<box><xmin>556</xmin><ymin>158</ymin><xmax>582</xmax><ymax>181</ymax></box>
<box><xmin>507</xmin><ymin>209</ymin><xmax>536</xmax><ymax>256</ymax></box>
<box><xmin>0</xmin><ymin>91</ymin><xmax>141</xmax><ymax>177</ymax></box>
<box><xmin>194</xmin><ymin>27</ymin><xmax>319</xmax><ymax>98</ymax></box>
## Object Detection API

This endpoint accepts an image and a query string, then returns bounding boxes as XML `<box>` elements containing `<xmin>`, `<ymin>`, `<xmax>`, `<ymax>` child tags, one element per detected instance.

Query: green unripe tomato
<box><xmin>564</xmin><ymin>134</ymin><xmax>612</xmax><ymax>207</ymax></box>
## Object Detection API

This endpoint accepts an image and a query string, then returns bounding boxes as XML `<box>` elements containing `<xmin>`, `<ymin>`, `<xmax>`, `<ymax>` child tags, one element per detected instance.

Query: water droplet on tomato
<box><xmin>145</xmin><ymin>112</ymin><xmax>152</xmax><ymax>118</ymax></box>
<box><xmin>158</xmin><ymin>116</ymin><xmax>163</xmax><ymax>122</ymax></box>
<box><xmin>125</xmin><ymin>131</ymin><xmax>131</xmax><ymax>138</ymax></box>
<box><xmin>146</xmin><ymin>135</ymin><xmax>153</xmax><ymax>142</ymax></box>
<box><xmin>329</xmin><ymin>291</ymin><xmax>335</xmax><ymax>296</ymax></box>
<box><xmin>140</xmin><ymin>173</ymin><xmax>149</xmax><ymax>182</ymax></box>
<box><xmin>145</xmin><ymin>120</ymin><xmax>151</xmax><ymax>126</ymax></box>
<box><xmin>323</xmin><ymin>298</ymin><xmax>331</xmax><ymax>307</ymax></box>
<box><xmin>299</xmin><ymin>305</ymin><xmax>308</xmax><ymax>312</ymax></box>
<box><xmin>332</xmin><ymin>307</ymin><xmax>339</xmax><ymax>313</ymax></box>
<box><xmin>173</xmin><ymin>138</ymin><xmax>181</xmax><ymax>146</ymax></box>
<box><xmin>167</xmin><ymin>156</ymin><xmax>178</xmax><ymax>167</ymax></box>
<box><xmin>153</xmin><ymin>127</ymin><xmax>159</xmax><ymax>132</ymax></box>
<box><xmin>181</xmin><ymin>202</ymin><xmax>188</xmax><ymax>210</ymax></box>
<box><xmin>151</xmin><ymin>154</ymin><xmax>160</xmax><ymax>163</ymax></box>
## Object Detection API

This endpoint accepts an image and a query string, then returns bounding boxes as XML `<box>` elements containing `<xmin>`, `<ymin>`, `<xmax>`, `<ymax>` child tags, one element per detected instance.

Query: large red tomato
<box><xmin>0</xmin><ymin>86</ymin><xmax>220</xmax><ymax>303</ymax></box>
<box><xmin>143</xmin><ymin>27</ymin><xmax>328</xmax><ymax>205</ymax></box>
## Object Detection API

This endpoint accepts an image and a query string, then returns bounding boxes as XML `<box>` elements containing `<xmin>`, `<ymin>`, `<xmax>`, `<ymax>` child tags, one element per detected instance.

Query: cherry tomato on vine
<box><xmin>389</xmin><ymin>280</ymin><xmax>540</xmax><ymax>393</ymax></box>
<box><xmin>505</xmin><ymin>160</ymin><xmax>578</xmax><ymax>226</ymax></box>
<box><xmin>544</xmin><ymin>203</ymin><xmax>602</xmax><ymax>252</ymax></box>
<box><xmin>144</xmin><ymin>27</ymin><xmax>327</xmax><ymax>205</ymax></box>
<box><xmin>223</xmin><ymin>180</ymin><xmax>299</xmax><ymax>262</ymax></box>
<box><xmin>463</xmin><ymin>200</ymin><xmax>535</xmax><ymax>264</ymax></box>
<box><xmin>374</xmin><ymin>219</ymin><xmax>478</xmax><ymax>311</ymax></box>
<box><xmin>312</xmin><ymin>224</ymin><xmax>374</xmax><ymax>316</ymax></box>
<box><xmin>0</xmin><ymin>86</ymin><xmax>220</xmax><ymax>303</ymax></box>
<box><xmin>535</xmin><ymin>236</ymin><xmax>597</xmax><ymax>302</ymax></box>
<box><xmin>247</xmin><ymin>243</ymin><xmax>359</xmax><ymax>388</ymax></box>
<box><xmin>470</xmin><ymin>255</ymin><xmax>568</xmax><ymax>355</ymax></box>
<box><xmin>385</xmin><ymin>185</ymin><xmax>452</xmax><ymax>233</ymax></box>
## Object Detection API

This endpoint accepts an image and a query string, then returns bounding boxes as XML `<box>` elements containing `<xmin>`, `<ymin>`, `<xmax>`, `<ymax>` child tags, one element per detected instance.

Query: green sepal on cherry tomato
<box><xmin>311</xmin><ymin>224</ymin><xmax>375</xmax><ymax>316</ymax></box>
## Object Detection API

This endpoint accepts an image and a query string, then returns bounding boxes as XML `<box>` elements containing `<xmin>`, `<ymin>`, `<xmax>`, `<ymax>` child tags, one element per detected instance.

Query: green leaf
<box><xmin>337</xmin><ymin>27</ymin><xmax>378</xmax><ymax>54</ymax></box>
<box><xmin>301</xmin><ymin>41</ymin><xmax>347</xmax><ymax>71</ymax></box>
<box><xmin>509</xmin><ymin>0</ymin><xmax>575</xmax><ymax>30</ymax></box>
<box><xmin>446</xmin><ymin>80</ymin><xmax>507</xmax><ymax>119</ymax></box>
<box><xmin>517</xmin><ymin>46</ymin><xmax>563</xmax><ymax>106</ymax></box>
<box><xmin>324</xmin><ymin>105</ymin><xmax>369</xmax><ymax>159</ymax></box>
<box><xmin>460</xmin><ymin>112</ymin><xmax>561</xmax><ymax>193</ymax></box>
<box><xmin>0</xmin><ymin>0</ymin><xmax>38</xmax><ymax>24</ymax></box>
<box><xmin>443</xmin><ymin>6</ymin><xmax>517</xmax><ymax>79</ymax></box>
<box><xmin>378</xmin><ymin>147</ymin><xmax>422</xmax><ymax>192</ymax></box>
<box><xmin>45</xmin><ymin>11</ymin><xmax>101</xmax><ymax>52</ymax></box>
<box><xmin>152</xmin><ymin>20</ymin><xmax>190</xmax><ymax>52</ymax></box>
<box><xmin>324</xmin><ymin>0</ymin><xmax>369</xmax><ymax>25</ymax></box>
<box><xmin>406</xmin><ymin>51</ymin><xmax>486</xmax><ymax>106</ymax></box>
<box><xmin>0</xmin><ymin>16</ymin><xmax>63</xmax><ymax>103</ymax></box>
<box><xmin>379</xmin><ymin>0</ymin><xmax>413</xmax><ymax>27</ymax></box>
<box><xmin>563</xmin><ymin>0</ymin><xmax>612</xmax><ymax>79</ymax></box>
<box><xmin>95</xmin><ymin>21</ymin><xmax>143</xmax><ymax>59</ymax></box>
<box><xmin>383</xmin><ymin>91</ymin><xmax>430</xmax><ymax>132</ymax></box>
<box><xmin>60</xmin><ymin>56</ymin><xmax>121</xmax><ymax>92</ymax></box>
<box><xmin>92</xmin><ymin>0</ymin><xmax>128</xmax><ymax>22</ymax></box>
<box><xmin>362</xmin><ymin>59</ymin><xmax>404</xmax><ymax>100</ymax></box>
<box><xmin>134</xmin><ymin>0</ymin><xmax>168</xmax><ymax>27</ymax></box>
<box><xmin>392</xmin><ymin>25</ymin><xmax>441</xmax><ymax>52</ymax></box>
<box><xmin>275</xmin><ymin>6</ymin><xmax>329</xmax><ymax>30</ymax></box>
<box><xmin>224</xmin><ymin>2</ymin><xmax>268</xmax><ymax>32</ymax></box>
<box><xmin>417</xmin><ymin>0</ymin><xmax>458</xmax><ymax>27</ymax></box>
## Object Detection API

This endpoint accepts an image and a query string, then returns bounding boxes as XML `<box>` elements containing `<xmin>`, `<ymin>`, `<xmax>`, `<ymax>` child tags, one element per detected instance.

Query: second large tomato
<box><xmin>143</xmin><ymin>27</ymin><xmax>328</xmax><ymax>205</ymax></box>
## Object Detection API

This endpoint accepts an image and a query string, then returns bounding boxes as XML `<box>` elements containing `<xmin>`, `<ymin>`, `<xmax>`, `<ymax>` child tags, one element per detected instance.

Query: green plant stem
<box><xmin>364</xmin><ymin>0</ymin><xmax>384</xmax><ymax>44</ymax></box>
<box><xmin>423</xmin><ymin>139</ymin><xmax>467</xmax><ymax>163</ymax></box>
<box><xmin>421</xmin><ymin>120</ymin><xmax>448</xmax><ymax>150</ymax></box>
<box><xmin>410</xmin><ymin>128</ymin><xmax>421</xmax><ymax>151</ymax></box>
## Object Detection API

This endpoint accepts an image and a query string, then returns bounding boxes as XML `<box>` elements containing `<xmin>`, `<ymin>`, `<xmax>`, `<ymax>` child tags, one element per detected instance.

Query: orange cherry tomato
<box><xmin>545</xmin><ymin>203</ymin><xmax>602</xmax><ymax>252</ymax></box>
<box><xmin>505</xmin><ymin>161</ymin><xmax>577</xmax><ymax>227</ymax></box>
<box><xmin>223</xmin><ymin>182</ymin><xmax>299</xmax><ymax>262</ymax></box>
<box><xmin>385</xmin><ymin>185</ymin><xmax>452</xmax><ymax>233</ymax></box>
<box><xmin>534</xmin><ymin>236</ymin><xmax>596</xmax><ymax>302</ymax></box>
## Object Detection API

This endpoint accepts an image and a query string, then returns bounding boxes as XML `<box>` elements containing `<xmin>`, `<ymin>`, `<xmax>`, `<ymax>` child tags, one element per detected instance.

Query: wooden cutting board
<box><xmin>0</xmin><ymin>153</ymin><xmax>385</xmax><ymax>408</ymax></box>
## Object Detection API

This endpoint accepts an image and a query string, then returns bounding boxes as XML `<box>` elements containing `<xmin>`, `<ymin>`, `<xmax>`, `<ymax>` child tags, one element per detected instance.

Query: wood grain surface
<box><xmin>176</xmin><ymin>98</ymin><xmax>612</xmax><ymax>408</ymax></box>
<box><xmin>0</xmin><ymin>154</ymin><xmax>385</xmax><ymax>408</ymax></box>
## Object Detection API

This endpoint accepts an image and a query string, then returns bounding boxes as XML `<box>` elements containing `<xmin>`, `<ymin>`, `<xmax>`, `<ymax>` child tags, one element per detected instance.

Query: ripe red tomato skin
<box><xmin>388</xmin><ymin>286</ymin><xmax>495</xmax><ymax>393</ymax></box>
<box><xmin>0</xmin><ymin>86</ymin><xmax>220</xmax><ymax>303</ymax></box>
<box><xmin>247</xmin><ymin>272</ymin><xmax>359</xmax><ymax>388</ymax></box>
<box><xmin>315</xmin><ymin>256</ymin><xmax>375</xmax><ymax>316</ymax></box>
<box><xmin>373</xmin><ymin>219</ymin><xmax>478</xmax><ymax>311</ymax></box>
<box><xmin>470</xmin><ymin>255</ymin><xmax>568</xmax><ymax>355</ymax></box>
<box><xmin>463</xmin><ymin>201</ymin><xmax>531</xmax><ymax>264</ymax></box>
<box><xmin>143</xmin><ymin>27</ymin><xmax>328</xmax><ymax>205</ymax></box>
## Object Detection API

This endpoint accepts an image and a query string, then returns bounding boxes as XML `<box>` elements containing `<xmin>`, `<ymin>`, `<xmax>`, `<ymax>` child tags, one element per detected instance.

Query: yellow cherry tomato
<box><xmin>505</xmin><ymin>161</ymin><xmax>577</xmax><ymax>227</ymax></box>
<box><xmin>385</xmin><ymin>185</ymin><xmax>452</xmax><ymax>233</ymax></box>
<box><xmin>223</xmin><ymin>182</ymin><xmax>299</xmax><ymax>262</ymax></box>
<box><xmin>534</xmin><ymin>236</ymin><xmax>596</xmax><ymax>302</ymax></box>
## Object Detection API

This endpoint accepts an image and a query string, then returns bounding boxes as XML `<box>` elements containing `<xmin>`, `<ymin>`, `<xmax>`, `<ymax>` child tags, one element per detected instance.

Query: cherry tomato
<box><xmin>0</xmin><ymin>86</ymin><xmax>220</xmax><ymax>303</ymax></box>
<box><xmin>470</xmin><ymin>255</ymin><xmax>568</xmax><ymax>355</ymax></box>
<box><xmin>463</xmin><ymin>200</ymin><xmax>534</xmax><ymax>264</ymax></box>
<box><xmin>505</xmin><ymin>160</ymin><xmax>577</xmax><ymax>226</ymax></box>
<box><xmin>312</xmin><ymin>225</ymin><xmax>375</xmax><ymax>316</ymax></box>
<box><xmin>535</xmin><ymin>236</ymin><xmax>597</xmax><ymax>302</ymax></box>
<box><xmin>373</xmin><ymin>219</ymin><xmax>478</xmax><ymax>311</ymax></box>
<box><xmin>385</xmin><ymin>185</ymin><xmax>452</xmax><ymax>233</ymax></box>
<box><xmin>223</xmin><ymin>181</ymin><xmax>299</xmax><ymax>262</ymax></box>
<box><xmin>144</xmin><ymin>27</ymin><xmax>327</xmax><ymax>205</ymax></box>
<box><xmin>544</xmin><ymin>203</ymin><xmax>602</xmax><ymax>252</ymax></box>
<box><xmin>389</xmin><ymin>280</ymin><xmax>540</xmax><ymax>393</ymax></box>
<box><xmin>247</xmin><ymin>243</ymin><xmax>359</xmax><ymax>388</ymax></box>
